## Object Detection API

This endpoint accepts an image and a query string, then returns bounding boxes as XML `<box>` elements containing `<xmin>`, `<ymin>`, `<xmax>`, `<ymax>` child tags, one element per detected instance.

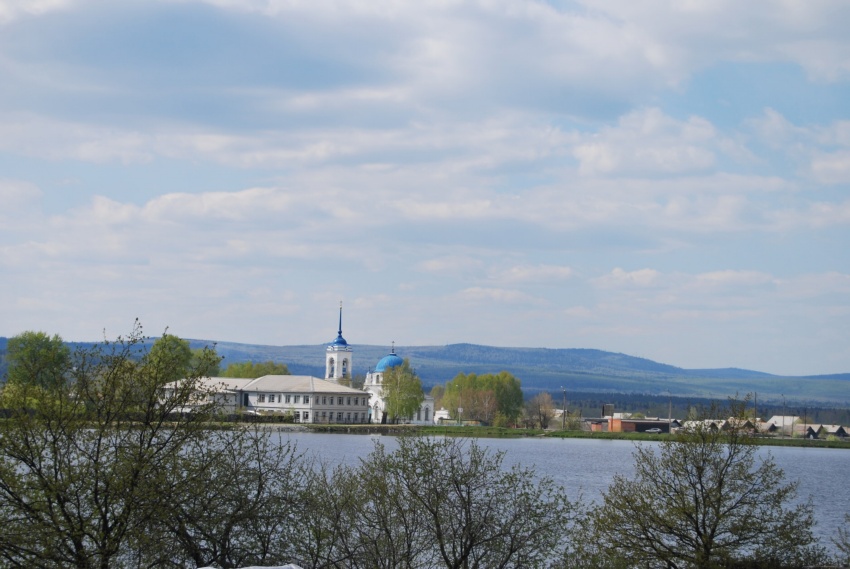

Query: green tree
<box><xmin>429</xmin><ymin>384</ymin><xmax>445</xmax><ymax>408</ymax></box>
<box><xmin>5</xmin><ymin>330</ymin><xmax>70</xmax><ymax>390</ymax></box>
<box><xmin>221</xmin><ymin>360</ymin><xmax>290</xmax><ymax>378</ymax></box>
<box><xmin>381</xmin><ymin>358</ymin><xmax>424</xmax><ymax>424</ymax></box>
<box><xmin>192</xmin><ymin>347</ymin><xmax>220</xmax><ymax>376</ymax></box>
<box><xmin>0</xmin><ymin>323</ymin><xmax>297</xmax><ymax>569</ymax></box>
<box><xmin>350</xmin><ymin>372</ymin><xmax>366</xmax><ymax>390</ymax></box>
<box><xmin>567</xmin><ymin>399</ymin><xmax>828</xmax><ymax>569</ymax></box>
<box><xmin>440</xmin><ymin>371</ymin><xmax>523</xmax><ymax>425</ymax></box>
<box><xmin>147</xmin><ymin>333</ymin><xmax>194</xmax><ymax>382</ymax></box>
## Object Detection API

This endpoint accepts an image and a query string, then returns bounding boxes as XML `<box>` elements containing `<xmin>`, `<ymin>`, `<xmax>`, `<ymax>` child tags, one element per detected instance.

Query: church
<box><xmin>324</xmin><ymin>305</ymin><xmax>435</xmax><ymax>425</ymax></box>
<box><xmin>173</xmin><ymin>306</ymin><xmax>434</xmax><ymax>424</ymax></box>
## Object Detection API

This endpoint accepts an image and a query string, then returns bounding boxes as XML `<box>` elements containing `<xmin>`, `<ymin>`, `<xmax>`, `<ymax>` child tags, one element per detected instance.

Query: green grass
<box><xmin>303</xmin><ymin>424</ymin><xmax>850</xmax><ymax>449</ymax></box>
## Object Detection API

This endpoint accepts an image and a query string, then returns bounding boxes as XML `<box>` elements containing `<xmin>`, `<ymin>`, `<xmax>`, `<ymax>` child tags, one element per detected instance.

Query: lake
<box><xmin>275</xmin><ymin>432</ymin><xmax>848</xmax><ymax>550</ymax></box>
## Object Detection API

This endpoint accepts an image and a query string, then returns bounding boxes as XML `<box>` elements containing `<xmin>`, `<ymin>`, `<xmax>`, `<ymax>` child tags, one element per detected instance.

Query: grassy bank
<box><xmin>303</xmin><ymin>423</ymin><xmax>850</xmax><ymax>449</ymax></box>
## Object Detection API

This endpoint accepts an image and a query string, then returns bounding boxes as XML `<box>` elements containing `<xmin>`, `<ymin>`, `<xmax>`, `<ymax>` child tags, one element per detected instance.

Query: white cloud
<box><xmin>691</xmin><ymin>270</ymin><xmax>775</xmax><ymax>291</ymax></box>
<box><xmin>0</xmin><ymin>179</ymin><xmax>42</xmax><ymax>220</ymax></box>
<box><xmin>0</xmin><ymin>114</ymin><xmax>153</xmax><ymax>164</ymax></box>
<box><xmin>0</xmin><ymin>0</ymin><xmax>71</xmax><ymax>24</ymax></box>
<box><xmin>578</xmin><ymin>0</ymin><xmax>850</xmax><ymax>81</ymax></box>
<box><xmin>495</xmin><ymin>264</ymin><xmax>574</xmax><ymax>283</ymax></box>
<box><xmin>417</xmin><ymin>255</ymin><xmax>485</xmax><ymax>275</ymax></box>
<box><xmin>458</xmin><ymin>287</ymin><xmax>541</xmax><ymax>304</ymax></box>
<box><xmin>573</xmin><ymin>108</ymin><xmax>718</xmax><ymax>176</ymax></box>
<box><xmin>810</xmin><ymin>150</ymin><xmax>850</xmax><ymax>185</ymax></box>
<box><xmin>595</xmin><ymin>268</ymin><xmax>661</xmax><ymax>288</ymax></box>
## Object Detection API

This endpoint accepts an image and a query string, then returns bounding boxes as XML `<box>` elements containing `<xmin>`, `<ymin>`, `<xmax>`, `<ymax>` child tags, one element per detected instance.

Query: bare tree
<box><xmin>525</xmin><ymin>392</ymin><xmax>555</xmax><ymax>429</ymax></box>
<box><xmin>565</xmin><ymin>399</ymin><xmax>829</xmax><ymax>569</ymax></box>
<box><xmin>359</xmin><ymin>437</ymin><xmax>576</xmax><ymax>569</ymax></box>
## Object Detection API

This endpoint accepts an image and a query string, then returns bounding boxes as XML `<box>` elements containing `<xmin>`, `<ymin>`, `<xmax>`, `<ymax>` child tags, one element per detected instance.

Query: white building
<box><xmin>169</xmin><ymin>374</ymin><xmax>368</xmax><ymax>423</ymax></box>
<box><xmin>171</xmin><ymin>305</ymin><xmax>434</xmax><ymax>424</ymax></box>
<box><xmin>239</xmin><ymin>375</ymin><xmax>369</xmax><ymax>423</ymax></box>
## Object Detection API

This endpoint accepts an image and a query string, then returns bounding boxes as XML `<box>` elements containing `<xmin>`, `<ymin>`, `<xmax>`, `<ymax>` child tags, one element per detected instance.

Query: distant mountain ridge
<box><xmin>2</xmin><ymin>337</ymin><xmax>848</xmax><ymax>405</ymax></box>
<box><xmin>199</xmin><ymin>340</ymin><xmax>850</xmax><ymax>405</ymax></box>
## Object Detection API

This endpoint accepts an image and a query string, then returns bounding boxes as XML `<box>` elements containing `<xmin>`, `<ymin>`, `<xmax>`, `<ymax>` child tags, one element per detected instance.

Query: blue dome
<box><xmin>330</xmin><ymin>333</ymin><xmax>348</xmax><ymax>347</ymax></box>
<box><xmin>375</xmin><ymin>353</ymin><xmax>403</xmax><ymax>372</ymax></box>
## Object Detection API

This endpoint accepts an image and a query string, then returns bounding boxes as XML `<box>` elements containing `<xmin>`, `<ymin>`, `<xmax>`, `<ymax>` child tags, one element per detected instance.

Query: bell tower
<box><xmin>325</xmin><ymin>302</ymin><xmax>352</xmax><ymax>382</ymax></box>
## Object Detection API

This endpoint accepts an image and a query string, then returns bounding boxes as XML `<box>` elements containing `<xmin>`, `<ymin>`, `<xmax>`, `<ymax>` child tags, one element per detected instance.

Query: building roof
<box><xmin>166</xmin><ymin>376</ymin><xmax>255</xmax><ymax>392</ymax></box>
<box><xmin>375</xmin><ymin>347</ymin><xmax>403</xmax><ymax>372</ymax></box>
<box><xmin>766</xmin><ymin>415</ymin><xmax>799</xmax><ymax>426</ymax></box>
<box><xmin>241</xmin><ymin>375</ymin><xmax>365</xmax><ymax>395</ymax></box>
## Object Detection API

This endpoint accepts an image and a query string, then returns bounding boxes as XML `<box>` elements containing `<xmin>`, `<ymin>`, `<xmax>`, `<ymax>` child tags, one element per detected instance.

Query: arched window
<box><xmin>328</xmin><ymin>358</ymin><xmax>335</xmax><ymax>378</ymax></box>
<box><xmin>342</xmin><ymin>359</ymin><xmax>348</xmax><ymax>377</ymax></box>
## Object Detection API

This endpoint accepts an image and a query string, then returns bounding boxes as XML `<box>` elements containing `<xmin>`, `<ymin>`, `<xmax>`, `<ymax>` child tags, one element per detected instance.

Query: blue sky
<box><xmin>1</xmin><ymin>0</ymin><xmax>848</xmax><ymax>375</ymax></box>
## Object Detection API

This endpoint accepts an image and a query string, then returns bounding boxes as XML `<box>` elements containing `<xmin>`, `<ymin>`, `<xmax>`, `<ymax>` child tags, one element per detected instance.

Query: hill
<box><xmin>202</xmin><ymin>340</ymin><xmax>850</xmax><ymax>406</ymax></box>
<box><xmin>2</xmin><ymin>337</ymin><xmax>848</xmax><ymax>406</ymax></box>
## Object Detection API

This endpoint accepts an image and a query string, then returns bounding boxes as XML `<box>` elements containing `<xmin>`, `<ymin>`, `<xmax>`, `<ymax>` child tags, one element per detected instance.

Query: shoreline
<box><xmin>299</xmin><ymin>423</ymin><xmax>850</xmax><ymax>449</ymax></box>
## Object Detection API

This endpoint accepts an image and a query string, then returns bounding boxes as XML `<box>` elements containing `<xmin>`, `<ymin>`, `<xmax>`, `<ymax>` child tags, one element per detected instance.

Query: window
<box><xmin>321</xmin><ymin>411</ymin><xmax>327</xmax><ymax>420</ymax></box>
<box><xmin>417</xmin><ymin>409</ymin><xmax>421</xmax><ymax>421</ymax></box>
<box><xmin>295</xmin><ymin>411</ymin><xmax>300</xmax><ymax>422</ymax></box>
<box><xmin>304</xmin><ymin>396</ymin><xmax>310</xmax><ymax>404</ymax></box>
<box><xmin>294</xmin><ymin>395</ymin><xmax>301</xmax><ymax>404</ymax></box>
<box><xmin>285</xmin><ymin>394</ymin><xmax>291</xmax><ymax>403</ymax></box>
<box><xmin>346</xmin><ymin>412</ymin><xmax>351</xmax><ymax>422</ymax></box>
<box><xmin>322</xmin><ymin>396</ymin><xmax>327</xmax><ymax>405</ymax></box>
<box><xmin>353</xmin><ymin>412</ymin><xmax>358</xmax><ymax>421</ymax></box>
<box><xmin>258</xmin><ymin>394</ymin><xmax>266</xmax><ymax>403</ymax></box>
<box><xmin>354</xmin><ymin>397</ymin><xmax>358</xmax><ymax>406</ymax></box>
<box><xmin>303</xmin><ymin>412</ymin><xmax>309</xmax><ymax>422</ymax></box>
<box><xmin>337</xmin><ymin>412</ymin><xmax>343</xmax><ymax>421</ymax></box>
<box><xmin>338</xmin><ymin>397</ymin><xmax>343</xmax><ymax>405</ymax></box>
<box><xmin>347</xmin><ymin>397</ymin><xmax>351</xmax><ymax>405</ymax></box>
<box><xmin>425</xmin><ymin>408</ymin><xmax>430</xmax><ymax>422</ymax></box>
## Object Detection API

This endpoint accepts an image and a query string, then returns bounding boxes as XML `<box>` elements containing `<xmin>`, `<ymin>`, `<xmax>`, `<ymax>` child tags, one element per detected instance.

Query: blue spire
<box><xmin>338</xmin><ymin>301</ymin><xmax>343</xmax><ymax>336</ymax></box>
<box><xmin>330</xmin><ymin>301</ymin><xmax>348</xmax><ymax>347</ymax></box>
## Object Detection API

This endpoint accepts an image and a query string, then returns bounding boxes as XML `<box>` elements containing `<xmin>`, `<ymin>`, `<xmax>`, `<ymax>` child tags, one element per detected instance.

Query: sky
<box><xmin>1</xmin><ymin>0</ymin><xmax>849</xmax><ymax>376</ymax></box>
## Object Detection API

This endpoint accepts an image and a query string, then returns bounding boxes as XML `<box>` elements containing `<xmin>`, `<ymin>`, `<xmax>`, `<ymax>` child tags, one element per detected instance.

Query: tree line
<box><xmin>0</xmin><ymin>327</ymin><xmax>848</xmax><ymax>568</ymax></box>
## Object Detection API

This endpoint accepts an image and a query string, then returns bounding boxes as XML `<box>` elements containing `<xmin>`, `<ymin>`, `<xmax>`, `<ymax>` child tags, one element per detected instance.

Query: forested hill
<box><xmin>2</xmin><ymin>337</ymin><xmax>848</xmax><ymax>404</ymax></box>
<box><xmin>204</xmin><ymin>340</ymin><xmax>850</xmax><ymax>405</ymax></box>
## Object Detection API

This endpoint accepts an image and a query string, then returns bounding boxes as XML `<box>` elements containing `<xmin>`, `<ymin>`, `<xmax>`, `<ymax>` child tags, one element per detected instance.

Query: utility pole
<box><xmin>561</xmin><ymin>387</ymin><xmax>567</xmax><ymax>430</ymax></box>
<box><xmin>668</xmin><ymin>392</ymin><xmax>672</xmax><ymax>434</ymax></box>
<box><xmin>782</xmin><ymin>394</ymin><xmax>787</xmax><ymax>437</ymax></box>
